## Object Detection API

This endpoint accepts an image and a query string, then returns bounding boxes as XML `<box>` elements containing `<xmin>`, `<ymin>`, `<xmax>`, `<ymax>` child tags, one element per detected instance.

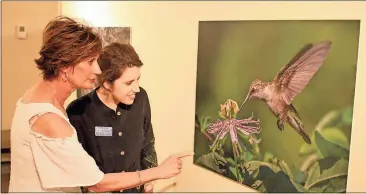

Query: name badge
<box><xmin>95</xmin><ymin>126</ymin><xmax>113</xmax><ymax>136</ymax></box>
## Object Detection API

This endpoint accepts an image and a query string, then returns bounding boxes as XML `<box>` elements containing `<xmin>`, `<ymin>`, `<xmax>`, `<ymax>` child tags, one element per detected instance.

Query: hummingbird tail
<box><xmin>287</xmin><ymin>104</ymin><xmax>312</xmax><ymax>144</ymax></box>
<box><xmin>297</xmin><ymin>126</ymin><xmax>312</xmax><ymax>145</ymax></box>
<box><xmin>290</xmin><ymin>116</ymin><xmax>312</xmax><ymax>144</ymax></box>
<box><xmin>286</xmin><ymin>116</ymin><xmax>312</xmax><ymax>144</ymax></box>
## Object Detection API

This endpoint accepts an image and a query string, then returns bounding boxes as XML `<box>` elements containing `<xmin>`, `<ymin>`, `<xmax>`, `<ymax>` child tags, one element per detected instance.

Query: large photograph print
<box><xmin>193</xmin><ymin>20</ymin><xmax>360</xmax><ymax>193</ymax></box>
<box><xmin>77</xmin><ymin>27</ymin><xmax>131</xmax><ymax>97</ymax></box>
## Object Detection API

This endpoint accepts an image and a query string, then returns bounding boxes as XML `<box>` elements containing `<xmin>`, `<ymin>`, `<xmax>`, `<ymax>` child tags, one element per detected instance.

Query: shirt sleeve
<box><xmin>29</xmin><ymin>129</ymin><xmax>104</xmax><ymax>189</ymax></box>
<box><xmin>140</xmin><ymin>92</ymin><xmax>158</xmax><ymax>170</ymax></box>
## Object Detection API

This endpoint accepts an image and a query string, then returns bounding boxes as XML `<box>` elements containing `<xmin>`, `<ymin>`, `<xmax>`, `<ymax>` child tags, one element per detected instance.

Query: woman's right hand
<box><xmin>155</xmin><ymin>152</ymin><xmax>192</xmax><ymax>179</ymax></box>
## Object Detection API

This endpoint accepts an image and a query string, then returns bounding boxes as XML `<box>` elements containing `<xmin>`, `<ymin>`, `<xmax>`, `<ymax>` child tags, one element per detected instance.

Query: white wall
<box><xmin>62</xmin><ymin>1</ymin><xmax>366</xmax><ymax>192</ymax></box>
<box><xmin>1</xmin><ymin>1</ymin><xmax>60</xmax><ymax>131</ymax></box>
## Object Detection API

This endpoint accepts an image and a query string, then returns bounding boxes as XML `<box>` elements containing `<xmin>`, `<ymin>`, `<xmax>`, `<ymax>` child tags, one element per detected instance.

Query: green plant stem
<box><xmin>233</xmin><ymin>143</ymin><xmax>243</xmax><ymax>183</ymax></box>
<box><xmin>300</xmin><ymin>153</ymin><xmax>318</xmax><ymax>172</ymax></box>
<box><xmin>201</xmin><ymin>131</ymin><xmax>213</xmax><ymax>142</ymax></box>
<box><xmin>236</xmin><ymin>140</ymin><xmax>245</xmax><ymax>166</ymax></box>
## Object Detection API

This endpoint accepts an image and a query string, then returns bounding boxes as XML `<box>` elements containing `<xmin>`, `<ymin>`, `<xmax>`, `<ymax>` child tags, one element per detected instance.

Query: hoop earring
<box><xmin>62</xmin><ymin>72</ymin><xmax>68</xmax><ymax>82</ymax></box>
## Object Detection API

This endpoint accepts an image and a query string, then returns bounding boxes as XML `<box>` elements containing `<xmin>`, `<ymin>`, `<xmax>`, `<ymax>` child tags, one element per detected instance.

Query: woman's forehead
<box><xmin>118</xmin><ymin>66</ymin><xmax>141</xmax><ymax>81</ymax></box>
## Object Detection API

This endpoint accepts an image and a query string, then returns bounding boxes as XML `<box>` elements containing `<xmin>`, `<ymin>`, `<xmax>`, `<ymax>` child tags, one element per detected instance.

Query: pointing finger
<box><xmin>173</xmin><ymin>151</ymin><xmax>194</xmax><ymax>158</ymax></box>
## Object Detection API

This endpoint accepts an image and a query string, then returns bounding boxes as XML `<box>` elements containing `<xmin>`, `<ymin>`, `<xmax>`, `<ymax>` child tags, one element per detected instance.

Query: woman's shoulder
<box><xmin>16</xmin><ymin>86</ymin><xmax>66</xmax><ymax>120</ymax></box>
<box><xmin>31</xmin><ymin>112</ymin><xmax>75</xmax><ymax>139</ymax></box>
<box><xmin>20</xmin><ymin>84</ymin><xmax>54</xmax><ymax>105</ymax></box>
<box><xmin>136</xmin><ymin>86</ymin><xmax>149</xmax><ymax>100</ymax></box>
<box><xmin>18</xmin><ymin>83</ymin><xmax>75</xmax><ymax>139</ymax></box>
<box><xmin>66</xmin><ymin>92</ymin><xmax>93</xmax><ymax>116</ymax></box>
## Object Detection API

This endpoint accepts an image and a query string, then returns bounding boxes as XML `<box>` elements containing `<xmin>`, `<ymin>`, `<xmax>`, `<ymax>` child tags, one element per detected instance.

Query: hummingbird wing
<box><xmin>273</xmin><ymin>41</ymin><xmax>332</xmax><ymax>105</ymax></box>
<box><xmin>273</xmin><ymin>44</ymin><xmax>314</xmax><ymax>82</ymax></box>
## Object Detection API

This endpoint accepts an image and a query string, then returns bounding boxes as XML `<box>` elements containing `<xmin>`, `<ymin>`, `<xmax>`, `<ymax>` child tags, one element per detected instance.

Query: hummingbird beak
<box><xmin>238</xmin><ymin>93</ymin><xmax>250</xmax><ymax>113</ymax></box>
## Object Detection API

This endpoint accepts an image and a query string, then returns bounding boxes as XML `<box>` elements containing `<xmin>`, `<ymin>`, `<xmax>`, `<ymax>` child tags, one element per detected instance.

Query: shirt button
<box><xmin>117</xmin><ymin>111</ymin><xmax>121</xmax><ymax>116</ymax></box>
<box><xmin>118</xmin><ymin>132</ymin><xmax>123</xmax><ymax>136</ymax></box>
<box><xmin>120</xmin><ymin>151</ymin><xmax>125</xmax><ymax>156</ymax></box>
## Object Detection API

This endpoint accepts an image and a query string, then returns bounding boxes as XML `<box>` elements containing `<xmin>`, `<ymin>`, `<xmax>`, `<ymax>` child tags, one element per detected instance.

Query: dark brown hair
<box><xmin>35</xmin><ymin>16</ymin><xmax>102</xmax><ymax>80</ymax></box>
<box><xmin>97</xmin><ymin>42</ymin><xmax>143</xmax><ymax>86</ymax></box>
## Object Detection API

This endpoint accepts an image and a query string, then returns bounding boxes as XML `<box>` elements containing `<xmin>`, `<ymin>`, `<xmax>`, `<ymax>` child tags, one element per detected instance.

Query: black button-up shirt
<box><xmin>66</xmin><ymin>87</ymin><xmax>158</xmax><ymax>193</ymax></box>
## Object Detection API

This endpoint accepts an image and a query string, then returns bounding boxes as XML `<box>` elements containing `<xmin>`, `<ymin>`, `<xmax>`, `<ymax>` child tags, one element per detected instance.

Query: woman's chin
<box><xmin>120</xmin><ymin>98</ymin><xmax>135</xmax><ymax>105</ymax></box>
<box><xmin>78</xmin><ymin>84</ymin><xmax>95</xmax><ymax>90</ymax></box>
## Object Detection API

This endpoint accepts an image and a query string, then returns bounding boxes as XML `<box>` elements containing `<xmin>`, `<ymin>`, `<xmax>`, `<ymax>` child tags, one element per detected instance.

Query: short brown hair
<box><xmin>97</xmin><ymin>42</ymin><xmax>143</xmax><ymax>85</ymax></box>
<box><xmin>35</xmin><ymin>16</ymin><xmax>102</xmax><ymax>80</ymax></box>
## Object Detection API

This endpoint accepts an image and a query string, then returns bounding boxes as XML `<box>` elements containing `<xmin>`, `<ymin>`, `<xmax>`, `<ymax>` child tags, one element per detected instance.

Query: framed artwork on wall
<box><xmin>193</xmin><ymin>20</ymin><xmax>360</xmax><ymax>193</ymax></box>
<box><xmin>76</xmin><ymin>26</ymin><xmax>131</xmax><ymax>98</ymax></box>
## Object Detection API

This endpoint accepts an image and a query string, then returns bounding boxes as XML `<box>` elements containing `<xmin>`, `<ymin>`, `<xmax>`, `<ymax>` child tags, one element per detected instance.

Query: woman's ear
<box><xmin>59</xmin><ymin>66</ymin><xmax>73</xmax><ymax>82</ymax></box>
<box><xmin>60</xmin><ymin>66</ymin><xmax>74</xmax><ymax>74</ymax></box>
<box><xmin>102</xmin><ymin>81</ymin><xmax>112</xmax><ymax>91</ymax></box>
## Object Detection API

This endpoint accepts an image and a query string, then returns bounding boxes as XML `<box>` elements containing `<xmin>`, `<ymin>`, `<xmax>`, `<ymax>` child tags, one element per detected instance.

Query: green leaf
<box><xmin>299</xmin><ymin>132</ymin><xmax>317</xmax><ymax>156</ymax></box>
<box><xmin>299</xmin><ymin>109</ymin><xmax>351</xmax><ymax>157</ymax></box>
<box><xmin>292</xmin><ymin>167</ymin><xmax>307</xmax><ymax>184</ymax></box>
<box><xmin>314</xmin><ymin>158</ymin><xmax>348</xmax><ymax>188</ymax></box>
<box><xmin>299</xmin><ymin>142</ymin><xmax>316</xmax><ymax>156</ymax></box>
<box><xmin>292</xmin><ymin>181</ymin><xmax>309</xmax><ymax>192</ymax></box>
<box><xmin>278</xmin><ymin>160</ymin><xmax>294</xmax><ymax>180</ymax></box>
<box><xmin>314</xmin><ymin>130</ymin><xmax>349</xmax><ymax>158</ymax></box>
<box><xmin>240</xmin><ymin>160</ymin><xmax>309</xmax><ymax>192</ymax></box>
<box><xmin>315</xmin><ymin>110</ymin><xmax>342</xmax><ymax>130</ymax></box>
<box><xmin>341</xmin><ymin>107</ymin><xmax>353</xmax><ymax>126</ymax></box>
<box><xmin>300</xmin><ymin>153</ymin><xmax>320</xmax><ymax>173</ymax></box>
<box><xmin>224</xmin><ymin>157</ymin><xmax>245</xmax><ymax>181</ymax></box>
<box><xmin>263</xmin><ymin>152</ymin><xmax>274</xmax><ymax>163</ymax></box>
<box><xmin>245</xmin><ymin>160</ymin><xmax>281</xmax><ymax>177</ymax></box>
<box><xmin>247</xmin><ymin>161</ymin><xmax>305</xmax><ymax>192</ymax></box>
<box><xmin>244</xmin><ymin>150</ymin><xmax>254</xmax><ymax>161</ymax></box>
<box><xmin>320</xmin><ymin>127</ymin><xmax>350</xmax><ymax>150</ymax></box>
<box><xmin>229</xmin><ymin>166</ymin><xmax>239</xmax><ymax>180</ymax></box>
<box><xmin>195</xmin><ymin>152</ymin><xmax>228</xmax><ymax>174</ymax></box>
<box><xmin>246</xmin><ymin>160</ymin><xmax>284</xmax><ymax>176</ymax></box>
<box><xmin>307</xmin><ymin>181</ymin><xmax>329</xmax><ymax>192</ymax></box>
<box><xmin>305</xmin><ymin>159</ymin><xmax>321</xmax><ymax>189</ymax></box>
<box><xmin>305</xmin><ymin>157</ymin><xmax>348</xmax><ymax>191</ymax></box>
<box><xmin>252</xmin><ymin>180</ymin><xmax>266</xmax><ymax>192</ymax></box>
<box><xmin>330</xmin><ymin>176</ymin><xmax>348</xmax><ymax>192</ymax></box>
<box><xmin>237</xmin><ymin>132</ymin><xmax>260</xmax><ymax>158</ymax></box>
<box><xmin>199</xmin><ymin>116</ymin><xmax>211</xmax><ymax>133</ymax></box>
<box><xmin>226</xmin><ymin>157</ymin><xmax>236</xmax><ymax>166</ymax></box>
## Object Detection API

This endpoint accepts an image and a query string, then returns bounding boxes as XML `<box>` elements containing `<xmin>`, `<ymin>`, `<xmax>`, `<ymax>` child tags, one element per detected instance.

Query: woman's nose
<box><xmin>93</xmin><ymin>62</ymin><xmax>102</xmax><ymax>75</ymax></box>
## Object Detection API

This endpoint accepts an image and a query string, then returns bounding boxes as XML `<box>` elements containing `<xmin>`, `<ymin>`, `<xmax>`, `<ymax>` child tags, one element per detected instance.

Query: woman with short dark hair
<box><xmin>9</xmin><ymin>16</ymin><xmax>190</xmax><ymax>193</ymax></box>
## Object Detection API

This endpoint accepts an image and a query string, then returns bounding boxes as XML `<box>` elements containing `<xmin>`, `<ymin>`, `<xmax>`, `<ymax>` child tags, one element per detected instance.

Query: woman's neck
<box><xmin>44</xmin><ymin>79</ymin><xmax>74</xmax><ymax>107</ymax></box>
<box><xmin>96</xmin><ymin>86</ymin><xmax>118</xmax><ymax>111</ymax></box>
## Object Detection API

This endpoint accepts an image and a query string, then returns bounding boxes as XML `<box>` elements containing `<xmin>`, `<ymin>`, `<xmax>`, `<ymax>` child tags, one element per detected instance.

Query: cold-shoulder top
<box><xmin>8</xmin><ymin>98</ymin><xmax>104</xmax><ymax>192</ymax></box>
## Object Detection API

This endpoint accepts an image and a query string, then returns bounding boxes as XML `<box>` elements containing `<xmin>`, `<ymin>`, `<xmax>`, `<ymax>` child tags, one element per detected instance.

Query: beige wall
<box><xmin>60</xmin><ymin>1</ymin><xmax>366</xmax><ymax>192</ymax></box>
<box><xmin>1</xmin><ymin>1</ymin><xmax>60</xmax><ymax>130</ymax></box>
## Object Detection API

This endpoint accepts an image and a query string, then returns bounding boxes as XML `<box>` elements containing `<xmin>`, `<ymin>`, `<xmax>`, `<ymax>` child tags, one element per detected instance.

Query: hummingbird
<box><xmin>238</xmin><ymin>41</ymin><xmax>332</xmax><ymax>144</ymax></box>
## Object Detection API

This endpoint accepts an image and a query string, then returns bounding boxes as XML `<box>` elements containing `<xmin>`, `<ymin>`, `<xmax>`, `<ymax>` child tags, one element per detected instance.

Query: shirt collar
<box><xmin>90</xmin><ymin>87</ymin><xmax>129</xmax><ymax>117</ymax></box>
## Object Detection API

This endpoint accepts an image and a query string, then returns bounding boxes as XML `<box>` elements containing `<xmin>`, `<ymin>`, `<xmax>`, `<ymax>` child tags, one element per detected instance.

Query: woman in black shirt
<box><xmin>67</xmin><ymin>42</ymin><xmax>180</xmax><ymax>193</ymax></box>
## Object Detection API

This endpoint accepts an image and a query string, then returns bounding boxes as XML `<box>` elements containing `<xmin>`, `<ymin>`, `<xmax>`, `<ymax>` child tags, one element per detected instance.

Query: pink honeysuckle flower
<box><xmin>206</xmin><ymin>99</ymin><xmax>261</xmax><ymax>148</ymax></box>
<box><xmin>207</xmin><ymin>115</ymin><xmax>261</xmax><ymax>146</ymax></box>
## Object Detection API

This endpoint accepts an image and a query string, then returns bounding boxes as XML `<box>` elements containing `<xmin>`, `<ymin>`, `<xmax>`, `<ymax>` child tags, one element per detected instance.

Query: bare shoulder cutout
<box><xmin>29</xmin><ymin>112</ymin><xmax>74</xmax><ymax>139</ymax></box>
